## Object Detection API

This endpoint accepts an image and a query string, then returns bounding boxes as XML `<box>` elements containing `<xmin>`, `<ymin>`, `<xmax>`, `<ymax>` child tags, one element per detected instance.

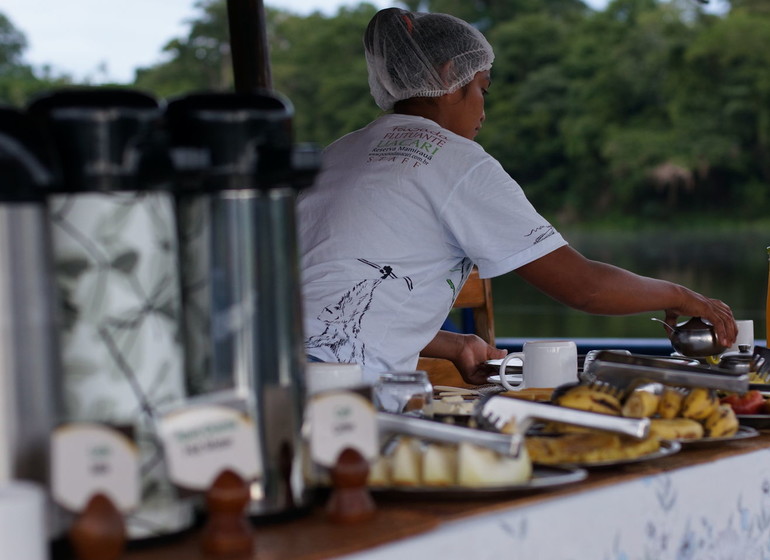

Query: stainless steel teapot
<box><xmin>652</xmin><ymin>316</ymin><xmax>728</xmax><ymax>357</ymax></box>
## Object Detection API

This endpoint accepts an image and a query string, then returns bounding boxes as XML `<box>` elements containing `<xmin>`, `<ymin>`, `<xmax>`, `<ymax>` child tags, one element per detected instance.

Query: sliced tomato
<box><xmin>721</xmin><ymin>390</ymin><xmax>766</xmax><ymax>415</ymax></box>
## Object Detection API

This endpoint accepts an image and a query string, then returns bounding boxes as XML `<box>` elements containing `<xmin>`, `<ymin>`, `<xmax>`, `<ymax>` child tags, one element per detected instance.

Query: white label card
<box><xmin>51</xmin><ymin>423</ymin><xmax>140</xmax><ymax>513</ymax></box>
<box><xmin>308</xmin><ymin>391</ymin><xmax>378</xmax><ymax>468</ymax></box>
<box><xmin>159</xmin><ymin>405</ymin><xmax>262</xmax><ymax>491</ymax></box>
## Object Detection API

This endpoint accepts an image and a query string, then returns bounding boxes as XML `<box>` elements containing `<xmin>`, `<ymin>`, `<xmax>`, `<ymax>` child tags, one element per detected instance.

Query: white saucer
<box><xmin>486</xmin><ymin>373</ymin><xmax>523</xmax><ymax>387</ymax></box>
<box><xmin>485</xmin><ymin>357</ymin><xmax>523</xmax><ymax>369</ymax></box>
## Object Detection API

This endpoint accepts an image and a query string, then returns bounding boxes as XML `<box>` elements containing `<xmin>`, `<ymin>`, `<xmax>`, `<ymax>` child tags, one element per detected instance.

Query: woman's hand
<box><xmin>661</xmin><ymin>288</ymin><xmax>737</xmax><ymax>348</ymax></box>
<box><xmin>421</xmin><ymin>331</ymin><xmax>506</xmax><ymax>385</ymax></box>
<box><xmin>452</xmin><ymin>334</ymin><xmax>507</xmax><ymax>385</ymax></box>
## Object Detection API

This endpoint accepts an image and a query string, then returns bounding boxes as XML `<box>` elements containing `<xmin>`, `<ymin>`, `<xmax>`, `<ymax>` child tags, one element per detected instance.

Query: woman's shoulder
<box><xmin>322</xmin><ymin>113</ymin><xmax>501</xmax><ymax>179</ymax></box>
<box><xmin>328</xmin><ymin>114</ymin><xmax>484</xmax><ymax>149</ymax></box>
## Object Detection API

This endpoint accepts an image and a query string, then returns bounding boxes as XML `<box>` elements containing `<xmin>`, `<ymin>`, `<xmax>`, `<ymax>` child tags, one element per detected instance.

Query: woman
<box><xmin>298</xmin><ymin>8</ymin><xmax>736</xmax><ymax>384</ymax></box>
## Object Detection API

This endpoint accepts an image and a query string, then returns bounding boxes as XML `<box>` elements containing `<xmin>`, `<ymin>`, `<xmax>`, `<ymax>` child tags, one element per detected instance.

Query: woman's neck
<box><xmin>394</xmin><ymin>98</ymin><xmax>446</xmax><ymax>127</ymax></box>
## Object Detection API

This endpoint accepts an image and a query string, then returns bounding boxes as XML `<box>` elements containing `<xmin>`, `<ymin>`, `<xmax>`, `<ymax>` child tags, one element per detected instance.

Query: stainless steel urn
<box><xmin>166</xmin><ymin>92</ymin><xmax>320</xmax><ymax>517</ymax></box>
<box><xmin>0</xmin><ymin>109</ymin><xmax>62</xmax><ymax>533</ymax></box>
<box><xmin>27</xmin><ymin>89</ymin><xmax>193</xmax><ymax>539</ymax></box>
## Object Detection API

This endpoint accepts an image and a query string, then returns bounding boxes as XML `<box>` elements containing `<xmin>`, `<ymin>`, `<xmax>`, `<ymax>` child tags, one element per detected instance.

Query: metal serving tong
<box><xmin>474</xmin><ymin>395</ymin><xmax>650</xmax><ymax>440</ymax></box>
<box><xmin>750</xmin><ymin>346</ymin><xmax>770</xmax><ymax>383</ymax></box>
<box><xmin>583</xmin><ymin>350</ymin><xmax>749</xmax><ymax>393</ymax></box>
<box><xmin>376</xmin><ymin>412</ymin><xmax>522</xmax><ymax>457</ymax></box>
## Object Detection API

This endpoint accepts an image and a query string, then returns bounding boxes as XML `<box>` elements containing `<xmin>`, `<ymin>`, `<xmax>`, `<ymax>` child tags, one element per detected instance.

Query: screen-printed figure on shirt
<box><xmin>305</xmin><ymin>259</ymin><xmax>413</xmax><ymax>366</ymax></box>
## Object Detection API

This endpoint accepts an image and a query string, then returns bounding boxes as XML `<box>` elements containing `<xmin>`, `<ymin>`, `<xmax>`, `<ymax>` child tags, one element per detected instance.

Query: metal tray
<box><xmin>544</xmin><ymin>439</ymin><xmax>681</xmax><ymax>469</ymax></box>
<box><xmin>748</xmin><ymin>383</ymin><xmax>770</xmax><ymax>395</ymax></box>
<box><xmin>587</xmin><ymin>351</ymin><xmax>749</xmax><ymax>393</ymax></box>
<box><xmin>737</xmin><ymin>414</ymin><xmax>770</xmax><ymax>429</ymax></box>
<box><xmin>676</xmin><ymin>425</ymin><xmax>759</xmax><ymax>447</ymax></box>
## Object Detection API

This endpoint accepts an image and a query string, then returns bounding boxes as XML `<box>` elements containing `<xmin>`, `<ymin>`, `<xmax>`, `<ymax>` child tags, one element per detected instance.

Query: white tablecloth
<box><xmin>342</xmin><ymin>447</ymin><xmax>770</xmax><ymax>560</ymax></box>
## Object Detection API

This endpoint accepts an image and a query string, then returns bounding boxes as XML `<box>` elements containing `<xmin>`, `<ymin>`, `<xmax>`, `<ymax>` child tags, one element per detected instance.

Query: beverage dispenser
<box><xmin>0</xmin><ymin>108</ymin><xmax>62</xmax><ymax>534</ymax></box>
<box><xmin>165</xmin><ymin>91</ymin><xmax>320</xmax><ymax>516</ymax></box>
<box><xmin>27</xmin><ymin>89</ymin><xmax>193</xmax><ymax>539</ymax></box>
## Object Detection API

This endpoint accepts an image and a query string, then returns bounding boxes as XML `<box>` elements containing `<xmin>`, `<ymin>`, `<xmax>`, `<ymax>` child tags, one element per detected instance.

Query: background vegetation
<box><xmin>2</xmin><ymin>0</ymin><xmax>770</xmax><ymax>225</ymax></box>
<box><xmin>1</xmin><ymin>0</ymin><xmax>767</xmax><ymax>339</ymax></box>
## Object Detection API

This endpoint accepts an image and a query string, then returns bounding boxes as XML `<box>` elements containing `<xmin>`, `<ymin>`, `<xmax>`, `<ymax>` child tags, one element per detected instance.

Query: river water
<box><xmin>490</xmin><ymin>228</ymin><xmax>769</xmax><ymax>342</ymax></box>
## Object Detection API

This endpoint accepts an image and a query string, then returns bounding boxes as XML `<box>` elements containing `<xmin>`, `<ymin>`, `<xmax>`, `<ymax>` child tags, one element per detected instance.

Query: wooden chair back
<box><xmin>417</xmin><ymin>266</ymin><xmax>495</xmax><ymax>388</ymax></box>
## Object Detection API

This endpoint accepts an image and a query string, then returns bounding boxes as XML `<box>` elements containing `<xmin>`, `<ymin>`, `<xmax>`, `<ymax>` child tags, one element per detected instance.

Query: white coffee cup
<box><xmin>305</xmin><ymin>362</ymin><xmax>365</xmax><ymax>396</ymax></box>
<box><xmin>499</xmin><ymin>340</ymin><xmax>578</xmax><ymax>391</ymax></box>
<box><xmin>726</xmin><ymin>319</ymin><xmax>755</xmax><ymax>354</ymax></box>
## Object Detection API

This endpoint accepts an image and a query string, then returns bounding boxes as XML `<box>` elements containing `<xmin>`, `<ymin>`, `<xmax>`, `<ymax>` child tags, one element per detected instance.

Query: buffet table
<box><xmin>115</xmin><ymin>430</ymin><xmax>770</xmax><ymax>560</ymax></box>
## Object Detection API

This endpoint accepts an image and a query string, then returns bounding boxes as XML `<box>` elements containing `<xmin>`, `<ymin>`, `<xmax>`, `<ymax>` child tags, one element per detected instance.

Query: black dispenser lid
<box><xmin>26</xmin><ymin>89</ymin><xmax>171</xmax><ymax>193</ymax></box>
<box><xmin>165</xmin><ymin>91</ymin><xmax>312</xmax><ymax>192</ymax></box>
<box><xmin>0</xmin><ymin>107</ymin><xmax>55</xmax><ymax>202</ymax></box>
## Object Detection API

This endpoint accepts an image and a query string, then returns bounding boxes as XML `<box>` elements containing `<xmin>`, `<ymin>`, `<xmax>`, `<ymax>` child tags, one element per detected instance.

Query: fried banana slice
<box><xmin>680</xmin><ymin>387</ymin><xmax>719</xmax><ymax>421</ymax></box>
<box><xmin>657</xmin><ymin>386</ymin><xmax>686</xmax><ymax>419</ymax></box>
<box><xmin>553</xmin><ymin>384</ymin><xmax>622</xmax><ymax>416</ymax></box>
<box><xmin>703</xmin><ymin>404</ymin><xmax>739</xmax><ymax>438</ymax></box>
<box><xmin>622</xmin><ymin>384</ymin><xmax>661</xmax><ymax>418</ymax></box>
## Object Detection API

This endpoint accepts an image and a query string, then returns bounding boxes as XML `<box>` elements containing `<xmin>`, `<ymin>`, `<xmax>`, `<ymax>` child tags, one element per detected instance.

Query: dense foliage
<box><xmin>2</xmin><ymin>0</ymin><xmax>769</xmax><ymax>223</ymax></box>
<box><xmin>0</xmin><ymin>13</ymin><xmax>71</xmax><ymax>105</ymax></box>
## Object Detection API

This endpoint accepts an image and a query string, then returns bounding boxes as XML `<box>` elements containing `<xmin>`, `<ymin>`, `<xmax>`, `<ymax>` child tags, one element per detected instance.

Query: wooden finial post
<box><xmin>69</xmin><ymin>493</ymin><xmax>126</xmax><ymax>560</ymax></box>
<box><xmin>326</xmin><ymin>447</ymin><xmax>376</xmax><ymax>524</ymax></box>
<box><xmin>201</xmin><ymin>469</ymin><xmax>254</xmax><ymax>557</ymax></box>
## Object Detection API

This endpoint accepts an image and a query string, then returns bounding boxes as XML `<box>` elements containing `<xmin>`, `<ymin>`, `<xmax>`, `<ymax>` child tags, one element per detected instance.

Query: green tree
<box><xmin>552</xmin><ymin>0</ymin><xmax>700</xmax><ymax>220</ymax></box>
<box><xmin>120</xmin><ymin>0</ymin><xmax>770</xmax><ymax>223</ymax></box>
<box><xmin>134</xmin><ymin>1</ymin><xmax>381</xmax><ymax>145</ymax></box>
<box><xmin>268</xmin><ymin>4</ymin><xmax>381</xmax><ymax>145</ymax></box>
<box><xmin>0</xmin><ymin>12</ymin><xmax>25</xmax><ymax>68</ymax></box>
<box><xmin>668</xmin><ymin>10</ymin><xmax>770</xmax><ymax>216</ymax></box>
<box><xmin>134</xmin><ymin>0</ymin><xmax>233</xmax><ymax>98</ymax></box>
<box><xmin>729</xmin><ymin>0</ymin><xmax>770</xmax><ymax>14</ymax></box>
<box><xmin>0</xmin><ymin>12</ymin><xmax>71</xmax><ymax>106</ymax></box>
<box><xmin>478</xmin><ymin>13</ymin><xmax>572</xmax><ymax>219</ymax></box>
<box><xmin>426</xmin><ymin>0</ymin><xmax>589</xmax><ymax>26</ymax></box>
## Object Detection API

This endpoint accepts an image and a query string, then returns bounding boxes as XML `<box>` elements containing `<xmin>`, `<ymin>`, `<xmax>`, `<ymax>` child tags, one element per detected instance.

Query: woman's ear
<box><xmin>437</xmin><ymin>60</ymin><xmax>456</xmax><ymax>88</ymax></box>
<box><xmin>437</xmin><ymin>60</ymin><xmax>465</xmax><ymax>104</ymax></box>
<box><xmin>441</xmin><ymin>88</ymin><xmax>465</xmax><ymax>106</ymax></box>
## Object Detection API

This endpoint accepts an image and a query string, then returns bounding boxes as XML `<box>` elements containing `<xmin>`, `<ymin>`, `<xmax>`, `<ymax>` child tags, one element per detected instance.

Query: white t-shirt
<box><xmin>298</xmin><ymin>113</ymin><xmax>567</xmax><ymax>379</ymax></box>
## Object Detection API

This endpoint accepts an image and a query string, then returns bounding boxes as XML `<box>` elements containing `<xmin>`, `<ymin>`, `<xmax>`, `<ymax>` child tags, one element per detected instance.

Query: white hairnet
<box><xmin>364</xmin><ymin>8</ymin><xmax>495</xmax><ymax>111</ymax></box>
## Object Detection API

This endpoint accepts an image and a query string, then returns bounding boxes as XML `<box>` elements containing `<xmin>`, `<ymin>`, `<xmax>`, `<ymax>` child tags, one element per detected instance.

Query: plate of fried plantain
<box><xmin>525</xmin><ymin>432</ymin><xmax>681</xmax><ymax>469</ymax></box>
<box><xmin>579</xmin><ymin>439</ymin><xmax>681</xmax><ymax>469</ymax></box>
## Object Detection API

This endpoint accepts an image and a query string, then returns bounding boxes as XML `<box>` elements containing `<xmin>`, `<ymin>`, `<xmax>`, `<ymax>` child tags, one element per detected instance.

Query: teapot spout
<box><xmin>650</xmin><ymin>317</ymin><xmax>676</xmax><ymax>334</ymax></box>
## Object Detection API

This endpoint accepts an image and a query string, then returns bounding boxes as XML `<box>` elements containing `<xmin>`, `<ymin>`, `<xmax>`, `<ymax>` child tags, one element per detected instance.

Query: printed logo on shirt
<box><xmin>366</xmin><ymin>126</ymin><xmax>449</xmax><ymax>168</ymax></box>
<box><xmin>446</xmin><ymin>259</ymin><xmax>472</xmax><ymax>302</ymax></box>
